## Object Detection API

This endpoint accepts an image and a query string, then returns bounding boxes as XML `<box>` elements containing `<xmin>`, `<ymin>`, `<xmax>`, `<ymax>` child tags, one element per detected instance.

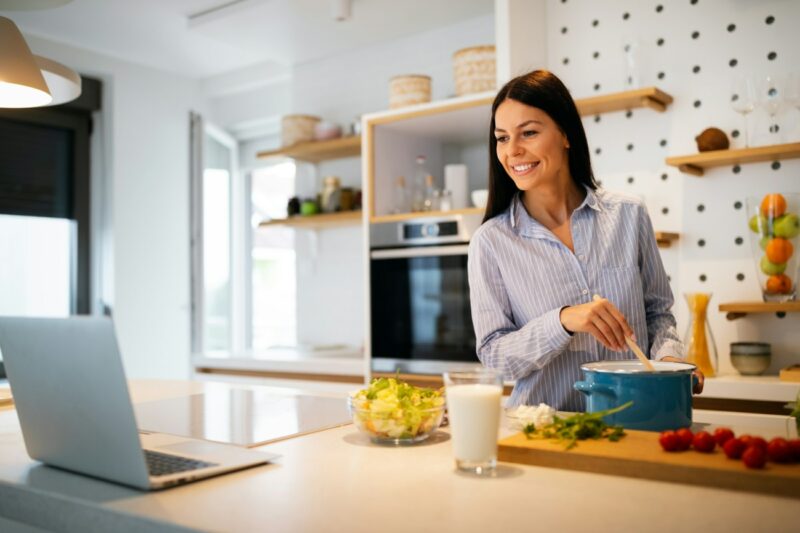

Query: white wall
<box><xmin>544</xmin><ymin>0</ymin><xmax>800</xmax><ymax>375</ymax></box>
<box><xmin>214</xmin><ymin>14</ymin><xmax>495</xmax><ymax>350</ymax></box>
<box><xmin>25</xmin><ymin>35</ymin><xmax>206</xmax><ymax>379</ymax></box>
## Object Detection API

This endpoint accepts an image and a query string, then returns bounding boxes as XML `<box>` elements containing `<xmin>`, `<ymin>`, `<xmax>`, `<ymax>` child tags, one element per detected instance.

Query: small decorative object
<box><xmin>730</xmin><ymin>342</ymin><xmax>771</xmax><ymax>376</ymax></box>
<box><xmin>313</xmin><ymin>121</ymin><xmax>342</xmax><ymax>141</ymax></box>
<box><xmin>281</xmin><ymin>114</ymin><xmax>321</xmax><ymax>146</ymax></box>
<box><xmin>684</xmin><ymin>293</ymin><xmax>718</xmax><ymax>377</ymax></box>
<box><xmin>320</xmin><ymin>176</ymin><xmax>341</xmax><ymax>213</ymax></box>
<box><xmin>746</xmin><ymin>193</ymin><xmax>800</xmax><ymax>302</ymax></box>
<box><xmin>453</xmin><ymin>45</ymin><xmax>496</xmax><ymax>96</ymax></box>
<box><xmin>694</xmin><ymin>127</ymin><xmax>729</xmax><ymax>152</ymax></box>
<box><xmin>471</xmin><ymin>189</ymin><xmax>489</xmax><ymax>209</ymax></box>
<box><xmin>339</xmin><ymin>187</ymin><xmax>355</xmax><ymax>211</ymax></box>
<box><xmin>389</xmin><ymin>74</ymin><xmax>431</xmax><ymax>109</ymax></box>
<box><xmin>300</xmin><ymin>198</ymin><xmax>319</xmax><ymax>216</ymax></box>
<box><xmin>287</xmin><ymin>196</ymin><xmax>300</xmax><ymax>216</ymax></box>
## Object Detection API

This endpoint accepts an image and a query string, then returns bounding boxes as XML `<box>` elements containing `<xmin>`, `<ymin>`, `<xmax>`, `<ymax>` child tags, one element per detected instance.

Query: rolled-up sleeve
<box><xmin>468</xmin><ymin>230</ymin><xmax>572</xmax><ymax>380</ymax></box>
<box><xmin>637</xmin><ymin>205</ymin><xmax>685</xmax><ymax>361</ymax></box>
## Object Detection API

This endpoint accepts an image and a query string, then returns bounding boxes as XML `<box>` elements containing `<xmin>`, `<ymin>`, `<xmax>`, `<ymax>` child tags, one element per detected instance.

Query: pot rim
<box><xmin>580</xmin><ymin>360</ymin><xmax>696</xmax><ymax>374</ymax></box>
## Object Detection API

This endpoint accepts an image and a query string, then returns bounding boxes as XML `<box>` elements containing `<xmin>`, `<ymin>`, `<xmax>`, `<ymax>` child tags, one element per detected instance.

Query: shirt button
<box><xmin>582</xmin><ymin>289</ymin><xmax>589</xmax><ymax>295</ymax></box>
<box><xmin>578</xmin><ymin>255</ymin><xmax>586</xmax><ymax>261</ymax></box>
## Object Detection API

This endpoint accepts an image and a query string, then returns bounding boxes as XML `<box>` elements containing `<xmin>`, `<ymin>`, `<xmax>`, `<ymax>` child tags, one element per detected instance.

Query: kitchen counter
<box><xmin>0</xmin><ymin>380</ymin><xmax>796</xmax><ymax>532</ymax></box>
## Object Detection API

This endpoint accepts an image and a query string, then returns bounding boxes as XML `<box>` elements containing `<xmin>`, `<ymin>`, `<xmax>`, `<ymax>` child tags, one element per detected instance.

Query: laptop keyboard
<box><xmin>145</xmin><ymin>449</ymin><xmax>218</xmax><ymax>477</ymax></box>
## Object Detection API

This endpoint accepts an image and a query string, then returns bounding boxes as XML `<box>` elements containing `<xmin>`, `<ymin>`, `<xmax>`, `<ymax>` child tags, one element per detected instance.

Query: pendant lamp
<box><xmin>0</xmin><ymin>15</ymin><xmax>82</xmax><ymax>108</ymax></box>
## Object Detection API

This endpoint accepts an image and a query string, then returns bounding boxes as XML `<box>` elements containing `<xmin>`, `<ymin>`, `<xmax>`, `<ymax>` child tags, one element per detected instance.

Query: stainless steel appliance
<box><xmin>369</xmin><ymin>213</ymin><xmax>483</xmax><ymax>374</ymax></box>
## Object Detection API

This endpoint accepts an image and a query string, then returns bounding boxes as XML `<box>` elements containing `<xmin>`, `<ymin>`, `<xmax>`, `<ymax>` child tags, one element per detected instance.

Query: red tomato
<box><xmin>742</xmin><ymin>446</ymin><xmax>767</xmax><ymax>469</ymax></box>
<box><xmin>712</xmin><ymin>427</ymin><xmax>735</xmax><ymax>446</ymax></box>
<box><xmin>789</xmin><ymin>439</ymin><xmax>800</xmax><ymax>463</ymax></box>
<box><xmin>692</xmin><ymin>431</ymin><xmax>716</xmax><ymax>453</ymax></box>
<box><xmin>659</xmin><ymin>430</ymin><xmax>680</xmax><ymax>451</ymax></box>
<box><xmin>767</xmin><ymin>438</ymin><xmax>793</xmax><ymax>463</ymax></box>
<box><xmin>675</xmin><ymin>428</ymin><xmax>694</xmax><ymax>451</ymax></box>
<box><xmin>723</xmin><ymin>437</ymin><xmax>747</xmax><ymax>459</ymax></box>
<box><xmin>739</xmin><ymin>435</ymin><xmax>768</xmax><ymax>451</ymax></box>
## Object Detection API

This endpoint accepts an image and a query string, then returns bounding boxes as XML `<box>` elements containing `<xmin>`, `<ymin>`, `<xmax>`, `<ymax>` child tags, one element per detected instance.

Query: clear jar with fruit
<box><xmin>746</xmin><ymin>193</ymin><xmax>800</xmax><ymax>302</ymax></box>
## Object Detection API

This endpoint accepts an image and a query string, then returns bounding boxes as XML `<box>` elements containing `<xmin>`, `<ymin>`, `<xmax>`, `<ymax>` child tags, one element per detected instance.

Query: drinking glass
<box><xmin>730</xmin><ymin>75</ymin><xmax>756</xmax><ymax>147</ymax></box>
<box><xmin>443</xmin><ymin>369</ymin><xmax>503</xmax><ymax>476</ymax></box>
<box><xmin>758</xmin><ymin>74</ymin><xmax>785</xmax><ymax>141</ymax></box>
<box><xmin>786</xmin><ymin>72</ymin><xmax>800</xmax><ymax>111</ymax></box>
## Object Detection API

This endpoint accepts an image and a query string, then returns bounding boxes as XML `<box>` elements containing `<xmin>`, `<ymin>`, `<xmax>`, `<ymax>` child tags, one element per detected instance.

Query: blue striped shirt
<box><xmin>468</xmin><ymin>188</ymin><xmax>684</xmax><ymax>411</ymax></box>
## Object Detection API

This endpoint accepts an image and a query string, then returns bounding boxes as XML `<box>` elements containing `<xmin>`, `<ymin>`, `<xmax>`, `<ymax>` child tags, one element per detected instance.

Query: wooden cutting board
<box><xmin>498</xmin><ymin>430</ymin><xmax>800</xmax><ymax>499</ymax></box>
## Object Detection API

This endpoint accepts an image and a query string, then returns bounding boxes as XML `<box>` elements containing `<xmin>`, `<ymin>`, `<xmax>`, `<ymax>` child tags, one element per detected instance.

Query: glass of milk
<box><xmin>443</xmin><ymin>369</ymin><xmax>503</xmax><ymax>475</ymax></box>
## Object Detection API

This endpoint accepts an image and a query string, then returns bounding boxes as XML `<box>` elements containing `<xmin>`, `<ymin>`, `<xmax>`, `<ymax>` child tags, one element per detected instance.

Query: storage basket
<box><xmin>453</xmin><ymin>45</ymin><xmax>496</xmax><ymax>96</ymax></box>
<box><xmin>281</xmin><ymin>114</ymin><xmax>321</xmax><ymax>146</ymax></box>
<box><xmin>389</xmin><ymin>75</ymin><xmax>431</xmax><ymax>109</ymax></box>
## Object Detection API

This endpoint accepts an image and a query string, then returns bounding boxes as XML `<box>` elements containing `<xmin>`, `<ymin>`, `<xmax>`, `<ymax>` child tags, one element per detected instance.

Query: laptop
<box><xmin>0</xmin><ymin>316</ymin><xmax>277</xmax><ymax>490</ymax></box>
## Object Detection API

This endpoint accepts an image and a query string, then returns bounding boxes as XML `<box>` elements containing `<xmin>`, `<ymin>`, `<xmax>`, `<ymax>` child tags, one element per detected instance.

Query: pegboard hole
<box><xmin>736</xmin><ymin>273</ymin><xmax>745</xmax><ymax>281</ymax></box>
<box><xmin>699</xmin><ymin>274</ymin><xmax>707</xmax><ymax>282</ymax></box>
<box><xmin>734</xmin><ymin>201</ymin><xmax>742</xmax><ymax>210</ymax></box>
<box><xmin>735</xmin><ymin>236</ymin><xmax>744</xmax><ymax>245</ymax></box>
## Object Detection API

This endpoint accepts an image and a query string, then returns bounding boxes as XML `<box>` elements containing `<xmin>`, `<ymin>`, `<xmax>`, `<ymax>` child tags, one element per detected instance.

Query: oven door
<box><xmin>370</xmin><ymin>244</ymin><xmax>478</xmax><ymax>371</ymax></box>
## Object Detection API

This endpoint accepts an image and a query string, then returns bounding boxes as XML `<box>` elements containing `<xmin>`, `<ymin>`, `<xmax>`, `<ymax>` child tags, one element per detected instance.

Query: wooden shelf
<box><xmin>575</xmin><ymin>87</ymin><xmax>673</xmax><ymax>116</ymax></box>
<box><xmin>718</xmin><ymin>301</ymin><xmax>800</xmax><ymax>320</ymax></box>
<box><xmin>259</xmin><ymin>211</ymin><xmax>362</xmax><ymax>229</ymax></box>
<box><xmin>256</xmin><ymin>136</ymin><xmax>361</xmax><ymax>163</ymax></box>
<box><xmin>655</xmin><ymin>232</ymin><xmax>679</xmax><ymax>248</ymax></box>
<box><xmin>665</xmin><ymin>142</ymin><xmax>800</xmax><ymax>176</ymax></box>
<box><xmin>370</xmin><ymin>207</ymin><xmax>484</xmax><ymax>224</ymax></box>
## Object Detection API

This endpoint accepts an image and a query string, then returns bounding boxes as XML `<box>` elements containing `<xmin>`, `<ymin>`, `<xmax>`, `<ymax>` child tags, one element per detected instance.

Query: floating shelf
<box><xmin>718</xmin><ymin>301</ymin><xmax>800</xmax><ymax>320</ymax></box>
<box><xmin>655</xmin><ymin>232</ymin><xmax>679</xmax><ymax>248</ymax></box>
<box><xmin>370</xmin><ymin>207</ymin><xmax>483</xmax><ymax>224</ymax></box>
<box><xmin>259</xmin><ymin>211</ymin><xmax>362</xmax><ymax>229</ymax></box>
<box><xmin>665</xmin><ymin>142</ymin><xmax>800</xmax><ymax>176</ymax></box>
<box><xmin>575</xmin><ymin>87</ymin><xmax>673</xmax><ymax>115</ymax></box>
<box><xmin>256</xmin><ymin>136</ymin><xmax>361</xmax><ymax>163</ymax></box>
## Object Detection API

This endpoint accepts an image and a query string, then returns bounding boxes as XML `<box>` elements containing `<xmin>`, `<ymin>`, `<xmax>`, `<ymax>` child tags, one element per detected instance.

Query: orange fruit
<box><xmin>760</xmin><ymin>193</ymin><xmax>787</xmax><ymax>219</ymax></box>
<box><xmin>765</xmin><ymin>238</ymin><xmax>793</xmax><ymax>264</ymax></box>
<box><xmin>766</xmin><ymin>273</ymin><xmax>793</xmax><ymax>294</ymax></box>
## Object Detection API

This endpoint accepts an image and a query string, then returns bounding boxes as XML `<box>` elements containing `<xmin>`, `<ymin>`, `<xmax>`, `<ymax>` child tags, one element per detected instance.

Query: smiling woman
<box><xmin>468</xmin><ymin>69</ymin><xmax>698</xmax><ymax>411</ymax></box>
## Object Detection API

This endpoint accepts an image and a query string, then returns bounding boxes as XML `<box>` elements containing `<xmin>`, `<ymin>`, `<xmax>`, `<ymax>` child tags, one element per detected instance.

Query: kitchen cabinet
<box><xmin>665</xmin><ymin>142</ymin><xmax>800</xmax><ymax>176</ymax></box>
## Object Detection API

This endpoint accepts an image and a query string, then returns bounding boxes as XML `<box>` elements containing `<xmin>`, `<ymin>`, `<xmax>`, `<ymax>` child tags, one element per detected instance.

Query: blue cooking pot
<box><xmin>574</xmin><ymin>361</ymin><xmax>696</xmax><ymax>432</ymax></box>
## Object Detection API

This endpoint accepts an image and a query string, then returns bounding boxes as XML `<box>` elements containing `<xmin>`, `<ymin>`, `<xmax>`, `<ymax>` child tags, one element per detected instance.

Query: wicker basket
<box><xmin>453</xmin><ymin>45</ymin><xmax>496</xmax><ymax>96</ymax></box>
<box><xmin>281</xmin><ymin>114</ymin><xmax>321</xmax><ymax>146</ymax></box>
<box><xmin>389</xmin><ymin>75</ymin><xmax>431</xmax><ymax>109</ymax></box>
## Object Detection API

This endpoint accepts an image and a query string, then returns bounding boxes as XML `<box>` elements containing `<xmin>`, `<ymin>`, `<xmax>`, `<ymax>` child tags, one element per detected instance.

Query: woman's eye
<box><xmin>495</xmin><ymin>136</ymin><xmax>508</xmax><ymax>143</ymax></box>
<box><xmin>522</xmin><ymin>130</ymin><xmax>538</xmax><ymax>137</ymax></box>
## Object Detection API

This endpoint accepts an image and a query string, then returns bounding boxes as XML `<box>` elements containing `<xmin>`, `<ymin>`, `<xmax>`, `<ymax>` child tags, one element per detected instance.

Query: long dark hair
<box><xmin>483</xmin><ymin>70</ymin><xmax>597</xmax><ymax>223</ymax></box>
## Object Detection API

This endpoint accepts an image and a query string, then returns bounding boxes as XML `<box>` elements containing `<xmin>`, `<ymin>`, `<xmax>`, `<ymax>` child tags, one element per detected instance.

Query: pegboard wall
<box><xmin>546</xmin><ymin>0</ymin><xmax>800</xmax><ymax>375</ymax></box>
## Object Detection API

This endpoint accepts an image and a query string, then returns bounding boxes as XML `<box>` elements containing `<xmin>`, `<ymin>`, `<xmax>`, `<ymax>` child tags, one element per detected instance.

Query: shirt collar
<box><xmin>510</xmin><ymin>186</ymin><xmax>601</xmax><ymax>239</ymax></box>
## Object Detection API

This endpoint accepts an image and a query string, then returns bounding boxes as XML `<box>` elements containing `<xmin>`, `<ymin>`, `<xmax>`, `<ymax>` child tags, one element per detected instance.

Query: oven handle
<box><xmin>370</xmin><ymin>244</ymin><xmax>469</xmax><ymax>259</ymax></box>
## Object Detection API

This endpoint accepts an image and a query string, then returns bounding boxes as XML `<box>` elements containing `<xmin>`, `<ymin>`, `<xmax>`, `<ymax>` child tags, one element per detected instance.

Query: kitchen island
<box><xmin>0</xmin><ymin>380</ymin><xmax>796</xmax><ymax>532</ymax></box>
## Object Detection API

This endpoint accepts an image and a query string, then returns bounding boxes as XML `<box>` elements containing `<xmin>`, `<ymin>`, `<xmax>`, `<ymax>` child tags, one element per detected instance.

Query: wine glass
<box><xmin>730</xmin><ymin>75</ymin><xmax>756</xmax><ymax>147</ymax></box>
<box><xmin>758</xmin><ymin>74</ymin><xmax>785</xmax><ymax>142</ymax></box>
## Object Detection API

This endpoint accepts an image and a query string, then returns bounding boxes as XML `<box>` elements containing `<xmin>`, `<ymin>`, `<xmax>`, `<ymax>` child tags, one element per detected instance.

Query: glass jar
<box><xmin>683</xmin><ymin>293</ymin><xmax>718</xmax><ymax>377</ymax></box>
<box><xmin>321</xmin><ymin>176</ymin><xmax>341</xmax><ymax>213</ymax></box>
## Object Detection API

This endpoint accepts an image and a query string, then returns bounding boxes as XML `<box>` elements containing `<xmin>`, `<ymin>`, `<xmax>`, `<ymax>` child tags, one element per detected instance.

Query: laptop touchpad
<box><xmin>157</xmin><ymin>440</ymin><xmax>229</xmax><ymax>457</ymax></box>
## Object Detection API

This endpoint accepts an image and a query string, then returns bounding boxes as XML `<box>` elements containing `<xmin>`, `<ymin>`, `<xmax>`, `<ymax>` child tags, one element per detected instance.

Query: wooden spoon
<box><xmin>593</xmin><ymin>295</ymin><xmax>656</xmax><ymax>371</ymax></box>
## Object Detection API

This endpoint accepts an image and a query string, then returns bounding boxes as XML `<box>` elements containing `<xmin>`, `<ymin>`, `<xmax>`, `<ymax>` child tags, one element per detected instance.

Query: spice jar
<box><xmin>321</xmin><ymin>176</ymin><xmax>341</xmax><ymax>213</ymax></box>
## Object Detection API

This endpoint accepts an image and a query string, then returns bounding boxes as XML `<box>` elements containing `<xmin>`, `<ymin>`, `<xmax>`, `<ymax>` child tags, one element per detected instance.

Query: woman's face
<box><xmin>493</xmin><ymin>98</ymin><xmax>571</xmax><ymax>192</ymax></box>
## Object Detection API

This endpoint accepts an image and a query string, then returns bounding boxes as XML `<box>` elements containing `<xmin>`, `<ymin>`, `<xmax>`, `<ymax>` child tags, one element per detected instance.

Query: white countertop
<box><xmin>194</xmin><ymin>346</ymin><xmax>366</xmax><ymax>377</ymax></box>
<box><xmin>0</xmin><ymin>379</ymin><xmax>796</xmax><ymax>532</ymax></box>
<box><xmin>701</xmin><ymin>374</ymin><xmax>799</xmax><ymax>402</ymax></box>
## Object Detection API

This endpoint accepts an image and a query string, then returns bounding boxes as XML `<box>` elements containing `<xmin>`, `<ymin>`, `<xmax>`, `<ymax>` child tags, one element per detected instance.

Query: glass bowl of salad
<box><xmin>348</xmin><ymin>377</ymin><xmax>446</xmax><ymax>445</ymax></box>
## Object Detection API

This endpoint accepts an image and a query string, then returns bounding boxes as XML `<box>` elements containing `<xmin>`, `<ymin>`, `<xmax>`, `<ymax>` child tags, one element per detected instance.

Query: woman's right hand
<box><xmin>559</xmin><ymin>297</ymin><xmax>635</xmax><ymax>352</ymax></box>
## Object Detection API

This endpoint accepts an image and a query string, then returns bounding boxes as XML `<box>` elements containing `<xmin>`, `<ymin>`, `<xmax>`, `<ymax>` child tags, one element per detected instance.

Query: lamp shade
<box><xmin>35</xmin><ymin>55</ymin><xmax>82</xmax><ymax>106</ymax></box>
<box><xmin>0</xmin><ymin>16</ymin><xmax>52</xmax><ymax>107</ymax></box>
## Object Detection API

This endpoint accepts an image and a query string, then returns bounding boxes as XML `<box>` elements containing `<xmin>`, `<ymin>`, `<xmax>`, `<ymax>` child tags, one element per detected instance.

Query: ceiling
<box><xmin>0</xmin><ymin>0</ymin><xmax>495</xmax><ymax>79</ymax></box>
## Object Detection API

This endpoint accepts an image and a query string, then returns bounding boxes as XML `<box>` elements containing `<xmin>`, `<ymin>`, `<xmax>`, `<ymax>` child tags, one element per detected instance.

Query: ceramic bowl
<box><xmin>730</xmin><ymin>342</ymin><xmax>771</xmax><ymax>375</ymax></box>
<box><xmin>471</xmin><ymin>189</ymin><xmax>489</xmax><ymax>208</ymax></box>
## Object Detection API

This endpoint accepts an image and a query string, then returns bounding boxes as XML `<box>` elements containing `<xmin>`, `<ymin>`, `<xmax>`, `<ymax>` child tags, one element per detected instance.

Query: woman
<box><xmin>468</xmin><ymin>69</ymin><xmax>703</xmax><ymax>410</ymax></box>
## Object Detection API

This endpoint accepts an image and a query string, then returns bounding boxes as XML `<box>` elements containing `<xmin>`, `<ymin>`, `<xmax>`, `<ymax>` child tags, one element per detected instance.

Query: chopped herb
<box><xmin>523</xmin><ymin>401</ymin><xmax>633</xmax><ymax>449</ymax></box>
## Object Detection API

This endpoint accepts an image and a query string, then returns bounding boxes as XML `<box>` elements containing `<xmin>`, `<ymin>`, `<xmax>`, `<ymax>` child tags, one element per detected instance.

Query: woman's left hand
<box><xmin>660</xmin><ymin>356</ymin><xmax>704</xmax><ymax>394</ymax></box>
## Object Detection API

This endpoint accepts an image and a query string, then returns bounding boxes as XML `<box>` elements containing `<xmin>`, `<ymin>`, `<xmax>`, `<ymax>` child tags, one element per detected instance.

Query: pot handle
<box><xmin>574</xmin><ymin>381</ymin><xmax>616</xmax><ymax>398</ymax></box>
<box><xmin>692</xmin><ymin>374</ymin><xmax>699</xmax><ymax>394</ymax></box>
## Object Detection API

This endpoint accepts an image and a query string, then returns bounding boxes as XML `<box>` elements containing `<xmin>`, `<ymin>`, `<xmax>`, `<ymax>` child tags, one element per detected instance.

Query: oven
<box><xmin>369</xmin><ymin>214</ymin><xmax>483</xmax><ymax>374</ymax></box>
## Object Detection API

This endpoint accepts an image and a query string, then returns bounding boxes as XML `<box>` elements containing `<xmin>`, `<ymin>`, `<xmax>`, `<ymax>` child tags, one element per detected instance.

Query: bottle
<box><xmin>683</xmin><ymin>293</ymin><xmax>718</xmax><ymax>377</ymax></box>
<box><xmin>392</xmin><ymin>176</ymin><xmax>409</xmax><ymax>214</ymax></box>
<box><xmin>321</xmin><ymin>176</ymin><xmax>341</xmax><ymax>213</ymax></box>
<box><xmin>439</xmin><ymin>189</ymin><xmax>453</xmax><ymax>211</ymax></box>
<box><xmin>411</xmin><ymin>155</ymin><xmax>429</xmax><ymax>212</ymax></box>
<box><xmin>422</xmin><ymin>175</ymin><xmax>436</xmax><ymax>211</ymax></box>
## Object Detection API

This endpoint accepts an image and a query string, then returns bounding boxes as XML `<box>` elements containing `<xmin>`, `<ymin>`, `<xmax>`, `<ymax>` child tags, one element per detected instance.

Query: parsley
<box><xmin>522</xmin><ymin>401</ymin><xmax>633</xmax><ymax>449</ymax></box>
